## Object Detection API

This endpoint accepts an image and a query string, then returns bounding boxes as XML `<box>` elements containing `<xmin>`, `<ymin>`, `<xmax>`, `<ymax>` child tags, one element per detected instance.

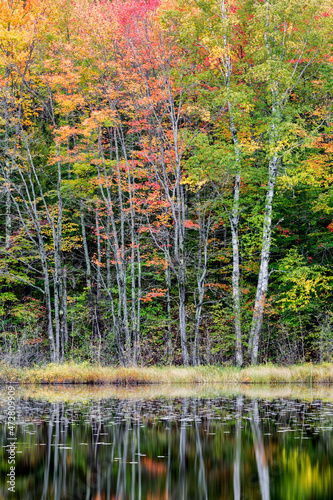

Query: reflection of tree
<box><xmin>166</xmin><ymin>402</ymin><xmax>171</xmax><ymax>500</ymax></box>
<box><xmin>233</xmin><ymin>395</ymin><xmax>242</xmax><ymax>500</ymax></box>
<box><xmin>178</xmin><ymin>398</ymin><xmax>189</xmax><ymax>500</ymax></box>
<box><xmin>195</xmin><ymin>410</ymin><xmax>208</xmax><ymax>500</ymax></box>
<box><xmin>251</xmin><ymin>400</ymin><xmax>270</xmax><ymax>500</ymax></box>
<box><xmin>116</xmin><ymin>407</ymin><xmax>129</xmax><ymax>499</ymax></box>
<box><xmin>2</xmin><ymin>396</ymin><xmax>333</xmax><ymax>499</ymax></box>
<box><xmin>42</xmin><ymin>403</ymin><xmax>55</xmax><ymax>500</ymax></box>
<box><xmin>53</xmin><ymin>403</ymin><xmax>60</xmax><ymax>500</ymax></box>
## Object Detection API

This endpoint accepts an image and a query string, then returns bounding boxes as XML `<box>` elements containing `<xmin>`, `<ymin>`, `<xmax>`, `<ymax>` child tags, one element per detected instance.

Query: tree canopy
<box><xmin>0</xmin><ymin>0</ymin><xmax>332</xmax><ymax>366</ymax></box>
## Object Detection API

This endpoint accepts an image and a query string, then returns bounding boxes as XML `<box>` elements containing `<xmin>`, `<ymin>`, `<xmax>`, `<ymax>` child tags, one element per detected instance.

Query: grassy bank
<box><xmin>1</xmin><ymin>362</ymin><xmax>333</xmax><ymax>385</ymax></box>
<box><xmin>5</xmin><ymin>384</ymin><xmax>333</xmax><ymax>404</ymax></box>
<box><xmin>0</xmin><ymin>363</ymin><xmax>237</xmax><ymax>385</ymax></box>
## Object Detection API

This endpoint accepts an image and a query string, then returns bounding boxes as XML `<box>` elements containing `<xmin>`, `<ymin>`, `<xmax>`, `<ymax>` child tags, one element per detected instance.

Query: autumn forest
<box><xmin>0</xmin><ymin>0</ymin><xmax>332</xmax><ymax>368</ymax></box>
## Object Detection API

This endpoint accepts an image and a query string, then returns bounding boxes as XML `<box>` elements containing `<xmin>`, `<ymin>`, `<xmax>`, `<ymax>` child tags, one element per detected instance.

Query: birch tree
<box><xmin>246</xmin><ymin>0</ymin><xmax>332</xmax><ymax>363</ymax></box>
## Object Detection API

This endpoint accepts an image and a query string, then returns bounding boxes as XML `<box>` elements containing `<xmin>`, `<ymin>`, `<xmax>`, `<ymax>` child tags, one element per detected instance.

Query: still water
<box><xmin>1</xmin><ymin>385</ymin><xmax>333</xmax><ymax>500</ymax></box>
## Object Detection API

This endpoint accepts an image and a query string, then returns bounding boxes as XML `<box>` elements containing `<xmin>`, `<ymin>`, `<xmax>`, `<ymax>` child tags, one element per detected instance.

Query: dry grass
<box><xmin>238</xmin><ymin>363</ymin><xmax>333</xmax><ymax>384</ymax></box>
<box><xmin>2</xmin><ymin>384</ymin><xmax>231</xmax><ymax>403</ymax></box>
<box><xmin>0</xmin><ymin>362</ymin><xmax>238</xmax><ymax>385</ymax></box>
<box><xmin>1</xmin><ymin>361</ymin><xmax>333</xmax><ymax>385</ymax></box>
<box><xmin>4</xmin><ymin>383</ymin><xmax>333</xmax><ymax>404</ymax></box>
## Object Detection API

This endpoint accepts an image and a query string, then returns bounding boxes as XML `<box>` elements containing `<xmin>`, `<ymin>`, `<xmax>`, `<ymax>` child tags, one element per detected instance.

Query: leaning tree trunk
<box><xmin>248</xmin><ymin>155</ymin><xmax>278</xmax><ymax>364</ymax></box>
<box><xmin>249</xmin><ymin>76</ymin><xmax>280</xmax><ymax>364</ymax></box>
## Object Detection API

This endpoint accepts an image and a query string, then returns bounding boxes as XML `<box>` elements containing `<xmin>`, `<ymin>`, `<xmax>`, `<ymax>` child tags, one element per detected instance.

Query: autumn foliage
<box><xmin>0</xmin><ymin>0</ymin><xmax>332</xmax><ymax>367</ymax></box>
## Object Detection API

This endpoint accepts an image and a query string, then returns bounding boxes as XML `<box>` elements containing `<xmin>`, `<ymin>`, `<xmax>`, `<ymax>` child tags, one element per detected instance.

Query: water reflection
<box><xmin>1</xmin><ymin>390</ymin><xmax>333</xmax><ymax>499</ymax></box>
<box><xmin>251</xmin><ymin>400</ymin><xmax>269</xmax><ymax>500</ymax></box>
<box><xmin>233</xmin><ymin>395</ymin><xmax>242</xmax><ymax>500</ymax></box>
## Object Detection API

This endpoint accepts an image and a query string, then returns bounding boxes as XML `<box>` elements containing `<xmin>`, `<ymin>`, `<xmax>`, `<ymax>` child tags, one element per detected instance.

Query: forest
<box><xmin>0</xmin><ymin>0</ymin><xmax>332</xmax><ymax>368</ymax></box>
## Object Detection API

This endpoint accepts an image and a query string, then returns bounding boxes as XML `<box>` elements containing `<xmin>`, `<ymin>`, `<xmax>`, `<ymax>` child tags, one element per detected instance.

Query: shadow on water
<box><xmin>1</xmin><ymin>385</ymin><xmax>333</xmax><ymax>499</ymax></box>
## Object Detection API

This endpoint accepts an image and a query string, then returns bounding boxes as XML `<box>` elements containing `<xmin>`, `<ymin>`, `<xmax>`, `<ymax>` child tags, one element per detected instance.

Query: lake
<box><xmin>1</xmin><ymin>385</ymin><xmax>333</xmax><ymax>499</ymax></box>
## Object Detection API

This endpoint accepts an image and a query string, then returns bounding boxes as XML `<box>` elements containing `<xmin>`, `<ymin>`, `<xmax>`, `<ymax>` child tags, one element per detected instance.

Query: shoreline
<box><xmin>3</xmin><ymin>381</ymin><xmax>333</xmax><ymax>404</ymax></box>
<box><xmin>1</xmin><ymin>362</ymin><xmax>333</xmax><ymax>385</ymax></box>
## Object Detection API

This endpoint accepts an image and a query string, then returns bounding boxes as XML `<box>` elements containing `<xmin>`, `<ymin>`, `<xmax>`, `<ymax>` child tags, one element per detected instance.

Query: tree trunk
<box><xmin>248</xmin><ymin>13</ymin><xmax>282</xmax><ymax>364</ymax></box>
<box><xmin>5</xmin><ymin>188</ymin><xmax>11</xmax><ymax>250</ymax></box>
<box><xmin>178</xmin><ymin>277</ymin><xmax>189</xmax><ymax>366</ymax></box>
<box><xmin>43</xmin><ymin>259</ymin><xmax>56</xmax><ymax>363</ymax></box>
<box><xmin>53</xmin><ymin>263</ymin><xmax>61</xmax><ymax>363</ymax></box>
<box><xmin>63</xmin><ymin>265</ymin><xmax>68</xmax><ymax>353</ymax></box>
<box><xmin>95</xmin><ymin>211</ymin><xmax>102</xmax><ymax>364</ymax></box>
<box><xmin>248</xmin><ymin>156</ymin><xmax>278</xmax><ymax>364</ymax></box>
<box><xmin>134</xmin><ymin>234</ymin><xmax>141</xmax><ymax>365</ymax></box>
<box><xmin>229</xmin><ymin>113</ymin><xmax>243</xmax><ymax>367</ymax></box>
<box><xmin>217</xmin><ymin>0</ymin><xmax>243</xmax><ymax>366</ymax></box>
<box><xmin>80</xmin><ymin>201</ymin><xmax>91</xmax><ymax>289</ymax></box>
<box><xmin>193</xmin><ymin>288</ymin><xmax>204</xmax><ymax>366</ymax></box>
<box><xmin>164</xmin><ymin>240</ymin><xmax>172</xmax><ymax>364</ymax></box>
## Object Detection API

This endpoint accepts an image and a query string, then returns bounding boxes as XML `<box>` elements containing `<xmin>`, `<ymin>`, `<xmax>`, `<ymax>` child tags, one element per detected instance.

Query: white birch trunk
<box><xmin>193</xmin><ymin>196</ymin><xmax>211</xmax><ymax>365</ymax></box>
<box><xmin>134</xmin><ymin>235</ymin><xmax>141</xmax><ymax>365</ymax></box>
<box><xmin>248</xmin><ymin>156</ymin><xmax>278</xmax><ymax>364</ymax></box>
<box><xmin>217</xmin><ymin>0</ymin><xmax>243</xmax><ymax>366</ymax></box>
<box><xmin>229</xmin><ymin>116</ymin><xmax>243</xmax><ymax>367</ymax></box>
<box><xmin>249</xmin><ymin>71</ymin><xmax>280</xmax><ymax>363</ymax></box>
<box><xmin>164</xmin><ymin>255</ymin><xmax>172</xmax><ymax>364</ymax></box>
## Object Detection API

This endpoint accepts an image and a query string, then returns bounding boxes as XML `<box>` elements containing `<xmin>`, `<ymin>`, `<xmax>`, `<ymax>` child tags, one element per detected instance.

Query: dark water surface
<box><xmin>1</xmin><ymin>385</ymin><xmax>333</xmax><ymax>500</ymax></box>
